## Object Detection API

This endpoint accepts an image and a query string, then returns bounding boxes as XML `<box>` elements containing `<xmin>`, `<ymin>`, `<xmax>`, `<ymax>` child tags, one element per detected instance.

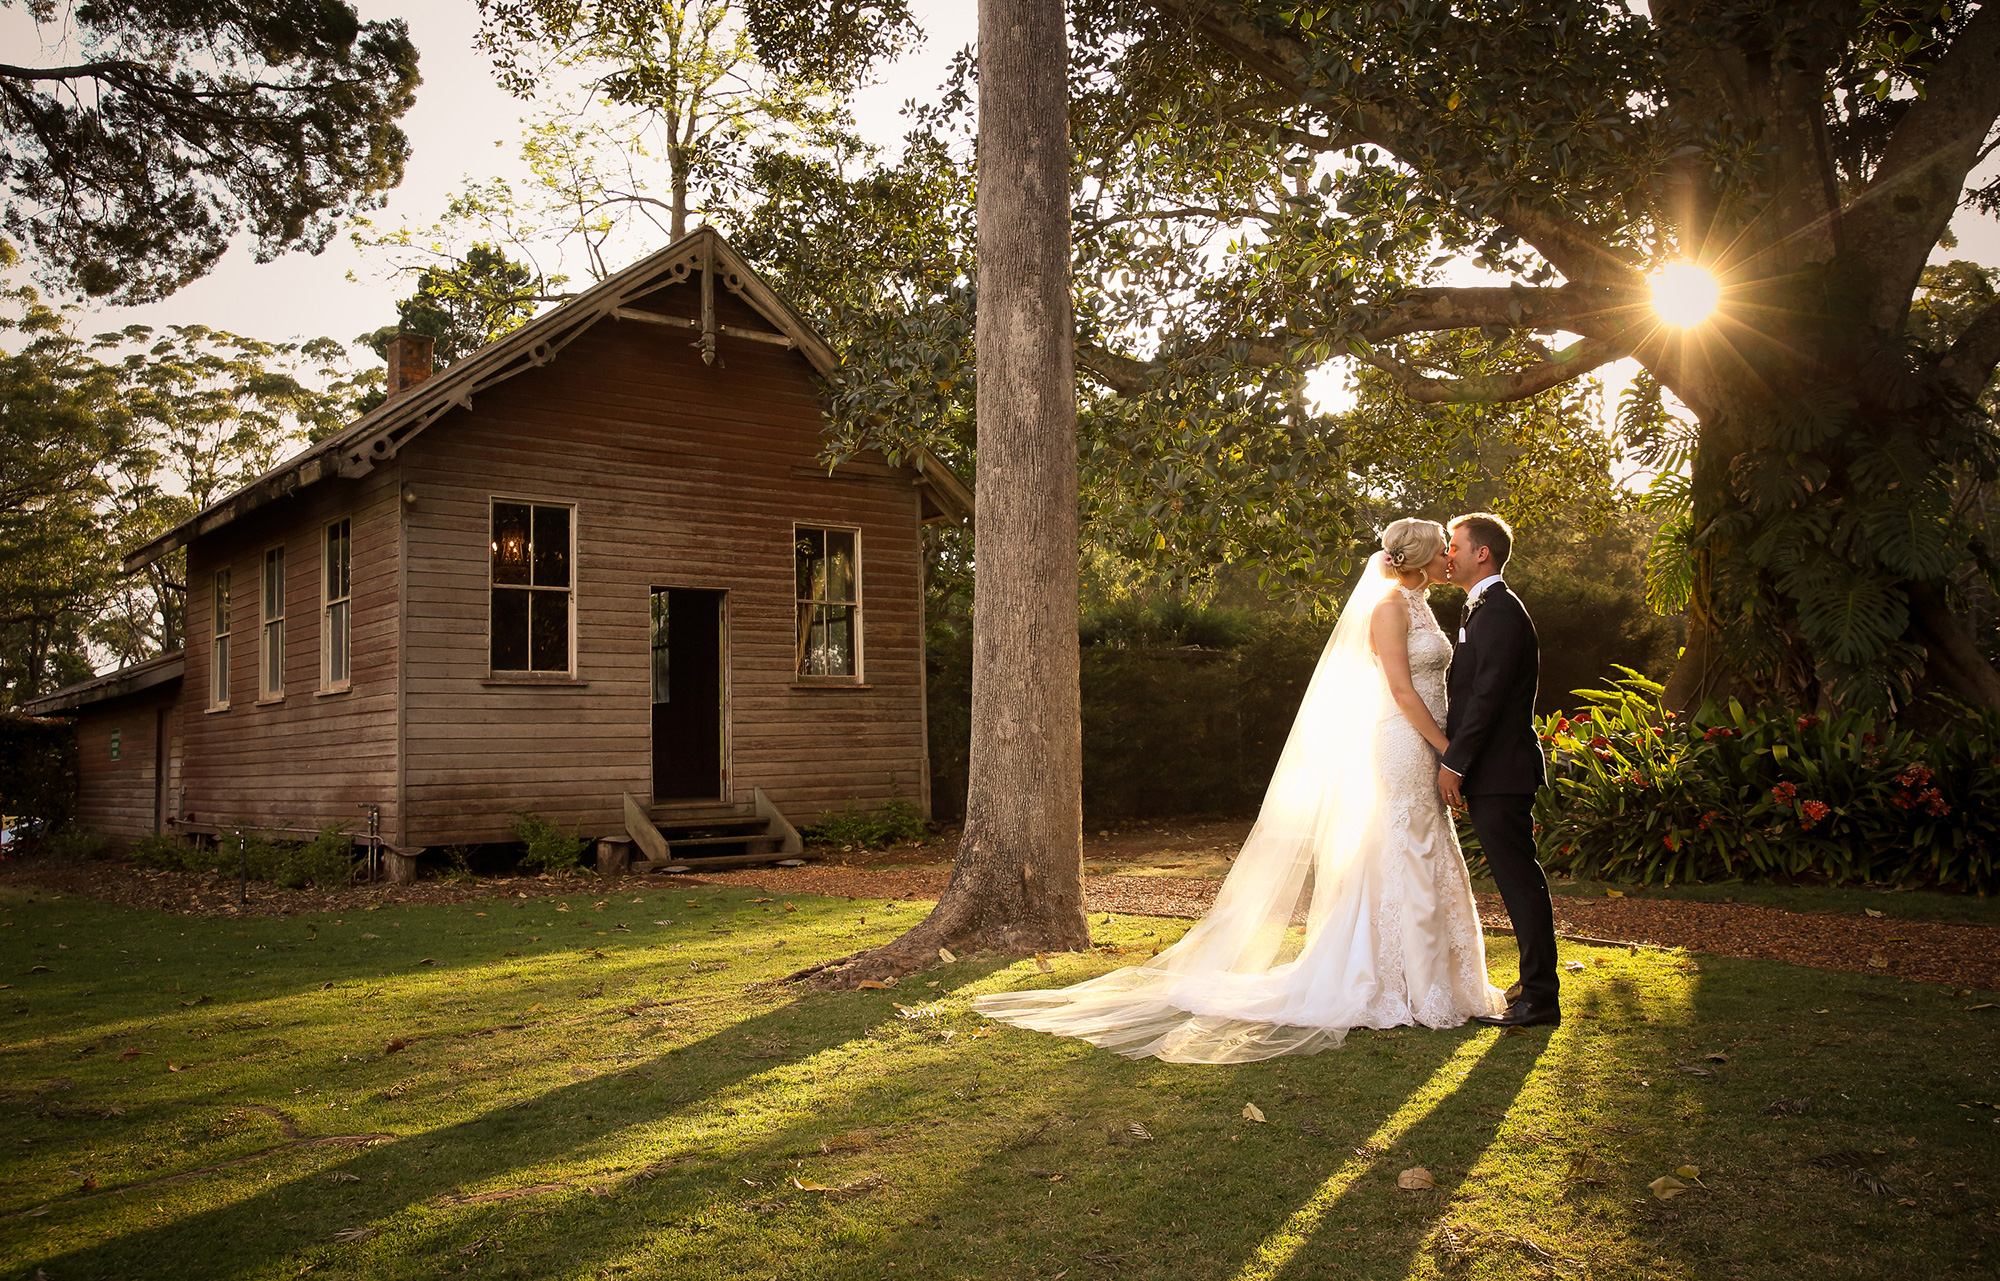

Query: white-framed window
<box><xmin>489</xmin><ymin>499</ymin><xmax>574</xmax><ymax>673</ymax></box>
<box><xmin>209</xmin><ymin>569</ymin><xmax>231</xmax><ymax>710</ymax></box>
<box><xmin>794</xmin><ymin>525</ymin><xmax>861</xmax><ymax>679</ymax></box>
<box><xmin>260</xmin><ymin>545</ymin><xmax>286</xmax><ymax>700</ymax></box>
<box><xmin>323</xmin><ymin>518</ymin><xmax>351</xmax><ymax>689</ymax></box>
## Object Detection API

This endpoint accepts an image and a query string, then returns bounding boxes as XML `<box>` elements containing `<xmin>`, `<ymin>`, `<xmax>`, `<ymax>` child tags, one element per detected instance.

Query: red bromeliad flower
<box><xmin>1553</xmin><ymin>717</ymin><xmax>1571</xmax><ymax>734</ymax></box>
<box><xmin>1771</xmin><ymin>781</ymin><xmax>1798</xmax><ymax>804</ymax></box>
<box><xmin>1802</xmin><ymin>800</ymin><xmax>1830</xmax><ymax>822</ymax></box>
<box><xmin>1697</xmin><ymin>810</ymin><xmax>1720</xmax><ymax>831</ymax></box>
<box><xmin>1590</xmin><ymin>735</ymin><xmax>1610</xmax><ymax>749</ymax></box>
<box><xmin>1664</xmin><ymin>832</ymin><xmax>1680</xmax><ymax>851</ymax></box>
<box><xmin>1703</xmin><ymin>726</ymin><xmax>1736</xmax><ymax>740</ymax></box>
<box><xmin>1798</xmin><ymin>714</ymin><xmax>1822</xmax><ymax>731</ymax></box>
<box><xmin>1572</xmin><ymin>710</ymin><xmax>1591</xmax><ymax>724</ymax></box>
<box><xmin>1920</xmin><ymin>788</ymin><xmax>1951</xmax><ymax>817</ymax></box>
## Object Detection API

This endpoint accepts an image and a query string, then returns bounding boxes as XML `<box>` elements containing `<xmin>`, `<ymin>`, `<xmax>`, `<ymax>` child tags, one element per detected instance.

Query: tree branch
<box><xmin>1078</xmin><ymin>204</ymin><xmax>1280</xmax><ymax>228</ymax></box>
<box><xmin>1077</xmin><ymin>282</ymin><xmax>1632</xmax><ymax>394</ymax></box>
<box><xmin>1148</xmin><ymin>0</ymin><xmax>1639</xmax><ymax>288</ymax></box>
<box><xmin>1843</xmin><ymin>1</ymin><xmax>2000</xmax><ymax>333</ymax></box>
<box><xmin>1360</xmin><ymin>332</ymin><xmax>1635</xmax><ymax>404</ymax></box>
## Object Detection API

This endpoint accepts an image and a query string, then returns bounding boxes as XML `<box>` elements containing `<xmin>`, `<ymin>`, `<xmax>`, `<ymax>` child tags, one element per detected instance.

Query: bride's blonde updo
<box><xmin>1379</xmin><ymin>518</ymin><xmax>1447</xmax><ymax>577</ymax></box>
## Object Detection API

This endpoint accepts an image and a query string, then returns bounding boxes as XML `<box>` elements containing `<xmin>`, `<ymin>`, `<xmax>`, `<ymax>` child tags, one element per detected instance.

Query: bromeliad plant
<box><xmin>1533</xmin><ymin>670</ymin><xmax>1999</xmax><ymax>892</ymax></box>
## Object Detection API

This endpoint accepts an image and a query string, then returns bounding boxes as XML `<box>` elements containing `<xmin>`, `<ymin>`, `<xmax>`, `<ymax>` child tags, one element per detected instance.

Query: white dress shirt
<box><xmin>1460</xmin><ymin>573</ymin><xmax>1504</xmax><ymax>642</ymax></box>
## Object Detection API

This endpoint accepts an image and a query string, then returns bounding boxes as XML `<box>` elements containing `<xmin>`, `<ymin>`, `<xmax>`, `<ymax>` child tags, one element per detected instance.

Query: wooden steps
<box><xmin>609</xmin><ymin>788</ymin><xmax>804</xmax><ymax>876</ymax></box>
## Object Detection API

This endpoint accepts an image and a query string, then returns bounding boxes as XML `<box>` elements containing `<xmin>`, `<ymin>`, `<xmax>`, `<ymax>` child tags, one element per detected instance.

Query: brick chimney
<box><xmin>385</xmin><ymin>332</ymin><xmax>435</xmax><ymax>397</ymax></box>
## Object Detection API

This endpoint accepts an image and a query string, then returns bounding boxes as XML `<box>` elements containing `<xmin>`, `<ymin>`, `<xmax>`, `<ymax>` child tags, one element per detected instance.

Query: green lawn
<box><xmin>2</xmin><ymin>881</ymin><xmax>1996</xmax><ymax>1280</ymax></box>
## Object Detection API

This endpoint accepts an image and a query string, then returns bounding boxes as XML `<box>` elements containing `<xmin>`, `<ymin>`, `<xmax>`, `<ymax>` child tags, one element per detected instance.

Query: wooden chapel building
<box><xmin>24</xmin><ymin>229</ymin><xmax>972</xmax><ymax>865</ymax></box>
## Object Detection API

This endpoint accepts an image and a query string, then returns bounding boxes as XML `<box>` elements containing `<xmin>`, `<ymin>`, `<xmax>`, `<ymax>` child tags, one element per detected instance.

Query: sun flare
<box><xmin>1649</xmin><ymin>261</ymin><xmax>1720</xmax><ymax>328</ymax></box>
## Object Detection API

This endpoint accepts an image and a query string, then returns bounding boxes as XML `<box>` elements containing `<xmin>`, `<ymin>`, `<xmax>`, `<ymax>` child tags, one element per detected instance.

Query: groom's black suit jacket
<box><xmin>1442</xmin><ymin>582</ymin><xmax>1546</xmax><ymax>795</ymax></box>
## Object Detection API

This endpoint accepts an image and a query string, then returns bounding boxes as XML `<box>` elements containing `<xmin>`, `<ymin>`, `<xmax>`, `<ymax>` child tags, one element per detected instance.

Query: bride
<box><xmin>972</xmin><ymin>518</ymin><xmax>1506</xmax><ymax>1063</ymax></box>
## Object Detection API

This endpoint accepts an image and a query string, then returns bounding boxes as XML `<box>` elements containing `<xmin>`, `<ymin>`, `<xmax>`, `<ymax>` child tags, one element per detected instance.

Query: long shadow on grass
<box><xmin>354</xmin><ymin>1007</ymin><xmax>1556</xmax><ymax>1281</ymax></box>
<box><xmin>21</xmin><ymin>965</ymin><xmax>1017</xmax><ymax>1281</ymax></box>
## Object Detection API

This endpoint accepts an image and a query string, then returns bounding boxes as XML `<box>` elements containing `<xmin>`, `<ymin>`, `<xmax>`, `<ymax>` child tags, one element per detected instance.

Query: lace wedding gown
<box><xmin>972</xmin><ymin>571</ymin><xmax>1505</xmax><ymax>1063</ymax></box>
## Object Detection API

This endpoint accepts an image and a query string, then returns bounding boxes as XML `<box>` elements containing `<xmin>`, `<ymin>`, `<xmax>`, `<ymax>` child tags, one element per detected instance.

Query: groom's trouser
<box><xmin>1467</xmin><ymin>793</ymin><xmax>1559</xmax><ymax>1005</ymax></box>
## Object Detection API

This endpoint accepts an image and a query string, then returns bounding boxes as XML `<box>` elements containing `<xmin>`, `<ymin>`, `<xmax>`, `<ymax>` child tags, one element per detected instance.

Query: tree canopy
<box><xmin>0</xmin><ymin>0</ymin><xmax>419</xmax><ymax>303</ymax></box>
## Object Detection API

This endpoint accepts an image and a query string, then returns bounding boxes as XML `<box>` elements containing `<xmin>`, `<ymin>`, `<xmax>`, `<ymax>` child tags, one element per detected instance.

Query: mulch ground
<box><xmin>6</xmin><ymin>838</ymin><xmax>1996</xmax><ymax>992</ymax></box>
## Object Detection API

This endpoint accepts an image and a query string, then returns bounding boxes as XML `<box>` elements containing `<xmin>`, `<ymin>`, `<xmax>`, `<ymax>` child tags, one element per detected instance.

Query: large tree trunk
<box><xmin>799</xmin><ymin>0</ymin><xmax>1090</xmax><ymax>989</ymax></box>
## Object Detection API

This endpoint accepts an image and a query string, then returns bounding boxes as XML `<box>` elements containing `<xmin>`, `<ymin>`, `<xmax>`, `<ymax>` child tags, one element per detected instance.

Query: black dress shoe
<box><xmin>1471</xmin><ymin>1000</ymin><xmax>1560</xmax><ymax>1029</ymax></box>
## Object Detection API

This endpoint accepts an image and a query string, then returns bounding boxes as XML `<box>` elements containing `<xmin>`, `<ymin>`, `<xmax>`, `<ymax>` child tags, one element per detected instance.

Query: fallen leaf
<box><xmin>938</xmin><ymin>947</ymin><xmax>957</xmax><ymax>964</ymax></box>
<box><xmin>178</xmin><ymin>995</ymin><xmax>210</xmax><ymax>1007</ymax></box>
<box><xmin>1679</xmin><ymin>1066</ymin><xmax>1713</xmax><ymax>1077</ymax></box>
<box><xmin>166</xmin><ymin>1063</ymin><xmax>191</xmax><ymax>1072</ymax></box>
<box><xmin>971</xmin><ymin>1027</ymin><xmax>993</xmax><ymax>1038</ymax></box>
<box><xmin>385</xmin><ymin>1038</ymin><xmax>408</xmax><ymax>1054</ymax></box>
<box><xmin>118</xmin><ymin>1048</ymin><xmax>148</xmax><ymax>1061</ymax></box>
<box><xmin>331</xmin><ymin>1227</ymin><xmax>377</xmax><ymax>1243</ymax></box>
<box><xmin>1763</xmin><ymin>1096</ymin><xmax>1815</xmax><ymax>1116</ymax></box>
<box><xmin>751</xmin><ymin>898</ymin><xmax>773</xmax><ymax>904</ymax></box>
<box><xmin>789</xmin><ymin>1177</ymin><xmax>830</xmax><ymax>1191</ymax></box>
<box><xmin>1865</xmin><ymin>908</ymin><xmax>1883</xmax><ymax>918</ymax></box>
<box><xmin>1502</xmin><ymin>1025</ymin><xmax>1531</xmax><ymax>1037</ymax></box>
<box><xmin>1676</xmin><ymin>1165</ymin><xmax>1702</xmax><ymax>1181</ymax></box>
<box><xmin>1968</xmin><ymin>1003</ymin><xmax>1996</xmax><ymax>1011</ymax></box>
<box><xmin>1563</xmin><ymin>960</ymin><xmax>1585</xmax><ymax>972</ymax></box>
<box><xmin>1242</xmin><ymin>1102</ymin><xmax>1266</xmax><ymax>1123</ymax></box>
<box><xmin>856</xmin><ymin>980</ymin><xmax>890</xmax><ymax>990</ymax></box>
<box><xmin>1703</xmin><ymin>1053</ymin><xmax>1729</xmax><ymax>1063</ymax></box>
<box><xmin>1867</xmin><ymin>954</ymin><xmax>1888</xmax><ymax>969</ymax></box>
<box><xmin>360</xmin><ymin>933</ymin><xmax>380</xmax><ymax>940</ymax></box>
<box><xmin>1125</xmin><ymin>1121</ymin><xmax>1153</xmax><ymax>1142</ymax></box>
<box><xmin>328</xmin><ymin>1172</ymin><xmax>361</xmax><ymax>1183</ymax></box>
<box><xmin>1034</xmin><ymin>954</ymin><xmax>1054</xmax><ymax>973</ymax></box>
<box><xmin>783</xmin><ymin>903</ymin><xmax>798</xmax><ymax>912</ymax></box>
<box><xmin>1397</xmin><ymin>1167</ymin><xmax>1435</xmax><ymax>1190</ymax></box>
<box><xmin>1648</xmin><ymin>1175</ymin><xmax>1688</xmax><ymax>1200</ymax></box>
<box><xmin>1606</xmin><ymin>889</ymin><xmax>1624</xmax><ymax>898</ymax></box>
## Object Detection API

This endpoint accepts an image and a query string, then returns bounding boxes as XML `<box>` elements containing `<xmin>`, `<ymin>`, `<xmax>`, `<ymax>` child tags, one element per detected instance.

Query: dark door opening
<box><xmin>651</xmin><ymin>588</ymin><xmax>726</xmax><ymax>800</ymax></box>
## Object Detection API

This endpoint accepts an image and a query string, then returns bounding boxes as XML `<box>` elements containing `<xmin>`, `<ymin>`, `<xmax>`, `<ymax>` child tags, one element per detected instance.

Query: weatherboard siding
<box><xmin>175</xmin><ymin>467</ymin><xmax>404</xmax><ymax>841</ymax></box>
<box><xmin>396</xmin><ymin>277</ymin><xmax>928</xmax><ymax>846</ymax></box>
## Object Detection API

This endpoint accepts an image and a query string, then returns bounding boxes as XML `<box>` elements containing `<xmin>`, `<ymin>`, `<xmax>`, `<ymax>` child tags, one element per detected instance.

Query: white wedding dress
<box><xmin>972</xmin><ymin>556</ymin><xmax>1506</xmax><ymax>1063</ymax></box>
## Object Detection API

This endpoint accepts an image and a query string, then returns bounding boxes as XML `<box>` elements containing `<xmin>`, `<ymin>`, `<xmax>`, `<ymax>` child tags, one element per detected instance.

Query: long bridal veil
<box><xmin>972</xmin><ymin>553</ymin><xmax>1413</xmax><ymax>1063</ymax></box>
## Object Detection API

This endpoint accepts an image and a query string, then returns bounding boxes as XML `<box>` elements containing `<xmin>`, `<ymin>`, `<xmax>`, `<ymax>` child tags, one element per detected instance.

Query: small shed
<box><xmin>25</xmin><ymin>229</ymin><xmax>971</xmax><ymax>868</ymax></box>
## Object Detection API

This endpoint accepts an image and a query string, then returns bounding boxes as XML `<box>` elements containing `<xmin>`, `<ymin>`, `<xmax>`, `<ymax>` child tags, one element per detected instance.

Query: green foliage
<box><xmin>358</xmin><ymin>244</ymin><xmax>540</xmax><ymax>375</ymax></box>
<box><xmin>511</xmin><ymin>811</ymin><xmax>590</xmax><ymax>872</ymax></box>
<box><xmin>800</xmin><ymin>800</ymin><xmax>925</xmax><ymax>849</ymax></box>
<box><xmin>37</xmin><ymin>824</ymin><xmax>110</xmax><ymax>862</ymax></box>
<box><xmin>127</xmin><ymin>832</ymin><xmax>203</xmax><ymax>871</ymax></box>
<box><xmin>1531</xmin><ymin>672</ymin><xmax>1999</xmax><ymax>893</ymax></box>
<box><xmin>140</xmin><ymin>826</ymin><xmax>355</xmax><ymax>888</ymax></box>
<box><xmin>0</xmin><ymin>0</ymin><xmax>419</xmax><ymax>303</ymax></box>
<box><xmin>0</xmin><ymin>713</ymin><xmax>77</xmax><ymax>822</ymax></box>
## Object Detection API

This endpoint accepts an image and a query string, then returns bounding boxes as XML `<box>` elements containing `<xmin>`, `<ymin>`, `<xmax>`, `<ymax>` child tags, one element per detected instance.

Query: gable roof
<box><xmin>124</xmin><ymin>227</ymin><xmax>970</xmax><ymax>573</ymax></box>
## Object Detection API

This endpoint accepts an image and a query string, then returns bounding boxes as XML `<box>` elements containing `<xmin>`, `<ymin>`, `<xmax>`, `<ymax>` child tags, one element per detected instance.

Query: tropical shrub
<box><xmin>802</xmin><ymin>800</ymin><xmax>926</xmax><ymax>849</ymax></box>
<box><xmin>1527</xmin><ymin>671</ymin><xmax>1998</xmax><ymax>892</ymax></box>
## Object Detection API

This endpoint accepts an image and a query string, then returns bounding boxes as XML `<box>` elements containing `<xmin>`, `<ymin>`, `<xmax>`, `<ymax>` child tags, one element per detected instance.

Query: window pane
<box><xmin>824</xmin><ymin>530</ymin><xmax>856</xmax><ymax>604</ymax></box>
<box><xmin>213</xmin><ymin>635</ymin><xmax>229</xmax><ymax>705</ymax></box>
<box><xmin>328</xmin><ymin>599</ymin><xmax>350</xmax><ymax>685</ymax></box>
<box><xmin>214</xmin><ymin>570</ymin><xmax>231</xmax><ymax>636</ymax></box>
<box><xmin>530</xmin><ymin>590</ymin><xmax>570</xmax><ymax>672</ymax></box>
<box><xmin>794</xmin><ymin>528</ymin><xmax>824</xmax><ymax>600</ymax></box>
<box><xmin>650</xmin><ymin>591</ymin><xmax>670</xmax><ymax>704</ymax></box>
<box><xmin>533</xmin><ymin>505</ymin><xmax>571</xmax><ymax>588</ymax></box>
<box><xmin>264</xmin><ymin>619</ymin><xmax>285</xmax><ymax>695</ymax></box>
<box><xmin>326</xmin><ymin>520</ymin><xmax>350</xmax><ymax>600</ymax></box>
<box><xmin>800</xmin><ymin>604</ymin><xmax>855</xmax><ymax>676</ymax></box>
<box><xmin>263</xmin><ymin>548</ymin><xmax>284</xmax><ymax>621</ymax></box>
<box><xmin>491</xmin><ymin>588</ymin><xmax>530</xmax><ymax>669</ymax></box>
<box><xmin>492</xmin><ymin>503</ymin><xmax>531</xmax><ymax>585</ymax></box>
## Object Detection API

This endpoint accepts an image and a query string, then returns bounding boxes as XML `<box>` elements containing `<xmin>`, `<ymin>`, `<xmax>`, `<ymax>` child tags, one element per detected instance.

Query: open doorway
<box><xmin>650</xmin><ymin>587</ymin><xmax>726</xmax><ymax>800</ymax></box>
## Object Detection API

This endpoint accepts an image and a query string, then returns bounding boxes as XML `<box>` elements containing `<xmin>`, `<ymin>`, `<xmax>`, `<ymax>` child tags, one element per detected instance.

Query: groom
<box><xmin>1436</xmin><ymin>513</ymin><xmax>1560</xmax><ymax>1028</ymax></box>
